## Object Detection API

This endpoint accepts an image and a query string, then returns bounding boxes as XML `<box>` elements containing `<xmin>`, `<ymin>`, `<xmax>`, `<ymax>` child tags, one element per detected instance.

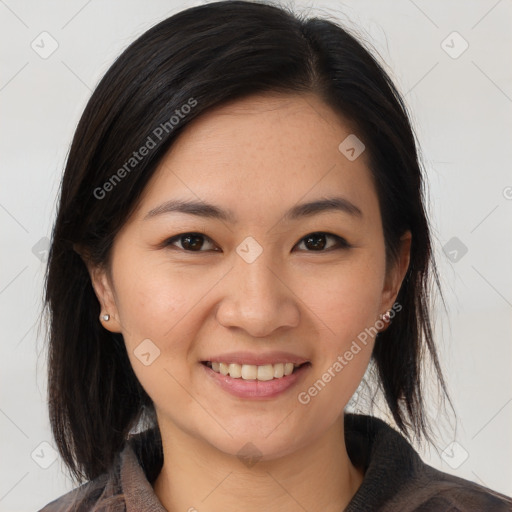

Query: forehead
<box><xmin>133</xmin><ymin>93</ymin><xmax>380</xmax><ymax>227</ymax></box>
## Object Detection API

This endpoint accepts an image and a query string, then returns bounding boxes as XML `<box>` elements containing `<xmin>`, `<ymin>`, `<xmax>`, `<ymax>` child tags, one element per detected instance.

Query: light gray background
<box><xmin>1</xmin><ymin>1</ymin><xmax>511</xmax><ymax>510</ymax></box>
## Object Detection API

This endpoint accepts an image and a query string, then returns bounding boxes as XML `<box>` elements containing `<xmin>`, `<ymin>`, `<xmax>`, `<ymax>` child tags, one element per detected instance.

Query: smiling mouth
<box><xmin>201</xmin><ymin>361</ymin><xmax>311</xmax><ymax>381</ymax></box>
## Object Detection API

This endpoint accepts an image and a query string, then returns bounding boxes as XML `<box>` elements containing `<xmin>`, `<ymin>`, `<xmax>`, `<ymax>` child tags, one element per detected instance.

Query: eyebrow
<box><xmin>143</xmin><ymin>196</ymin><xmax>363</xmax><ymax>223</ymax></box>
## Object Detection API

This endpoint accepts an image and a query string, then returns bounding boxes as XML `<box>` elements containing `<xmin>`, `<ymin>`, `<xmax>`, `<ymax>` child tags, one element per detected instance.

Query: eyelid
<box><xmin>163</xmin><ymin>232</ymin><xmax>217</xmax><ymax>251</ymax></box>
<box><xmin>162</xmin><ymin>231</ymin><xmax>351</xmax><ymax>252</ymax></box>
<box><xmin>295</xmin><ymin>232</ymin><xmax>351</xmax><ymax>251</ymax></box>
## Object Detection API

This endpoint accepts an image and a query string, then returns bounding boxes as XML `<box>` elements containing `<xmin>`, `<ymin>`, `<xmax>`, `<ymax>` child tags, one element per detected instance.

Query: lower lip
<box><xmin>200</xmin><ymin>363</ymin><xmax>311</xmax><ymax>399</ymax></box>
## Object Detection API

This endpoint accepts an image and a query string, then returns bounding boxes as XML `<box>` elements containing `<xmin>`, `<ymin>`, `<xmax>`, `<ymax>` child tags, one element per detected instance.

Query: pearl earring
<box><xmin>101</xmin><ymin>313</ymin><xmax>110</xmax><ymax>322</ymax></box>
<box><xmin>381</xmin><ymin>310</ymin><xmax>391</xmax><ymax>322</ymax></box>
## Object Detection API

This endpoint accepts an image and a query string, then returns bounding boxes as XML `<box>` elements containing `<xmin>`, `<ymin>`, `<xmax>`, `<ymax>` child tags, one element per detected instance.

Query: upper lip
<box><xmin>201</xmin><ymin>351</ymin><xmax>310</xmax><ymax>366</ymax></box>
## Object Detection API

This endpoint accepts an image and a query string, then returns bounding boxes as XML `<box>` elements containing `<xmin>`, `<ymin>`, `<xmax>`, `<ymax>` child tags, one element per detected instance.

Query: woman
<box><xmin>40</xmin><ymin>1</ymin><xmax>512</xmax><ymax>510</ymax></box>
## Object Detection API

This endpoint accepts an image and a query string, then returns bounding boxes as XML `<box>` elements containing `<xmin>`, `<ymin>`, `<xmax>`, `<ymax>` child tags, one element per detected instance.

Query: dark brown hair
<box><xmin>44</xmin><ymin>0</ymin><xmax>453</xmax><ymax>483</ymax></box>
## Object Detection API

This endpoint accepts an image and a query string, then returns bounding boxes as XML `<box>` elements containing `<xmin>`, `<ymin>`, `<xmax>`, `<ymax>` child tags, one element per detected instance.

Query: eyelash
<box><xmin>162</xmin><ymin>232</ymin><xmax>351</xmax><ymax>253</ymax></box>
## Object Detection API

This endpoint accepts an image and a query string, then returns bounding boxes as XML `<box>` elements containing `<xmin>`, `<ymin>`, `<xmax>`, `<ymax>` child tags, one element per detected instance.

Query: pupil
<box><xmin>183</xmin><ymin>234</ymin><xmax>202</xmax><ymax>250</ymax></box>
<box><xmin>306</xmin><ymin>233</ymin><xmax>326</xmax><ymax>250</ymax></box>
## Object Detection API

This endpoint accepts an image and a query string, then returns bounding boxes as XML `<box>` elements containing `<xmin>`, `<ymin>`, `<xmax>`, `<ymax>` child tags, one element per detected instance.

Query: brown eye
<box><xmin>165</xmin><ymin>233</ymin><xmax>217</xmax><ymax>252</ymax></box>
<box><xmin>296</xmin><ymin>232</ymin><xmax>350</xmax><ymax>252</ymax></box>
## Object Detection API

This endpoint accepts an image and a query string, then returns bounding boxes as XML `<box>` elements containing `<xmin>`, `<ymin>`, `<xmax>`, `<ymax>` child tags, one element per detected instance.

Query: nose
<box><xmin>215</xmin><ymin>248</ymin><xmax>300</xmax><ymax>338</ymax></box>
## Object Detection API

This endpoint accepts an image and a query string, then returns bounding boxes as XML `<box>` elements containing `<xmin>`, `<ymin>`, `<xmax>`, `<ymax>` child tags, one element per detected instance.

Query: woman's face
<box><xmin>90</xmin><ymin>93</ymin><xmax>410</xmax><ymax>460</ymax></box>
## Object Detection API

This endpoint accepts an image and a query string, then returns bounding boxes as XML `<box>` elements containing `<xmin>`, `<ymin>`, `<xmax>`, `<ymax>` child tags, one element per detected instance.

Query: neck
<box><xmin>153</xmin><ymin>415</ymin><xmax>363</xmax><ymax>512</ymax></box>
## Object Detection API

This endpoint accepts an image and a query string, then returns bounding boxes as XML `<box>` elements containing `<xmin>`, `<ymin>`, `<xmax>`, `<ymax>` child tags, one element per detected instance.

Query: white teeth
<box><xmin>241</xmin><ymin>364</ymin><xmax>257</xmax><ymax>380</ymax></box>
<box><xmin>273</xmin><ymin>363</ymin><xmax>284</xmax><ymax>378</ymax></box>
<box><xmin>207</xmin><ymin>361</ymin><xmax>304</xmax><ymax>380</ymax></box>
<box><xmin>257</xmin><ymin>364</ymin><xmax>274</xmax><ymax>381</ymax></box>
<box><xmin>229</xmin><ymin>363</ymin><xmax>242</xmax><ymax>378</ymax></box>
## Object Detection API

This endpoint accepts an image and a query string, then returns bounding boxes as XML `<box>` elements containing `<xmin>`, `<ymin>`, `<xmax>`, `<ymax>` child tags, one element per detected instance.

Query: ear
<box><xmin>380</xmin><ymin>230</ymin><xmax>412</xmax><ymax>313</ymax></box>
<box><xmin>75</xmin><ymin>245</ymin><xmax>123</xmax><ymax>333</ymax></box>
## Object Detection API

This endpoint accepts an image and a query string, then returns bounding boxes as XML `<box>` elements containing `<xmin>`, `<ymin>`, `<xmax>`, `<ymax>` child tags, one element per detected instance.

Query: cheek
<box><xmin>111</xmin><ymin>258</ymin><xmax>189</xmax><ymax>340</ymax></box>
<box><xmin>111</xmin><ymin>259</ymin><xmax>205</xmax><ymax>413</ymax></box>
<box><xmin>295</xmin><ymin>259</ymin><xmax>383</xmax><ymax>416</ymax></box>
<box><xmin>298</xmin><ymin>251</ymin><xmax>386</xmax><ymax>339</ymax></box>
<box><xmin>110</xmin><ymin>255</ymin><xmax>228</xmax><ymax>378</ymax></box>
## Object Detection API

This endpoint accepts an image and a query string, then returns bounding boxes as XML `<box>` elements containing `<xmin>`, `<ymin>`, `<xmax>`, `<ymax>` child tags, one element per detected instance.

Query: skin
<box><xmin>87</xmin><ymin>92</ymin><xmax>411</xmax><ymax>512</ymax></box>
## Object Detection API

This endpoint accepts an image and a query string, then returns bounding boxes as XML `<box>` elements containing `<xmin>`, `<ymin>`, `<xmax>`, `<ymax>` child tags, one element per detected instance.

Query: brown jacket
<box><xmin>39</xmin><ymin>413</ymin><xmax>512</xmax><ymax>511</ymax></box>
